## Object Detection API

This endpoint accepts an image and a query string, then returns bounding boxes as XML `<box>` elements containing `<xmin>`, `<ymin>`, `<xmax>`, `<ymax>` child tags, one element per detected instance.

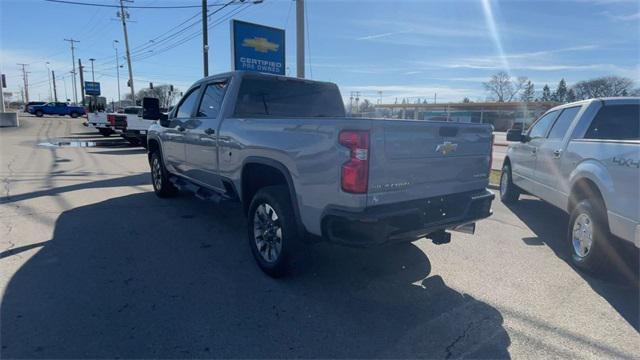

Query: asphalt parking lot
<box><xmin>1</xmin><ymin>115</ymin><xmax>639</xmax><ymax>358</ymax></box>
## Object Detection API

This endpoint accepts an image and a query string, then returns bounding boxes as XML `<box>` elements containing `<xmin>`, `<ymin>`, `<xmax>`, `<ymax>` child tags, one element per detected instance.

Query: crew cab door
<box><xmin>510</xmin><ymin>110</ymin><xmax>559</xmax><ymax>195</ymax></box>
<box><xmin>534</xmin><ymin>106</ymin><xmax>581</xmax><ymax>205</ymax></box>
<box><xmin>56</xmin><ymin>103</ymin><xmax>68</xmax><ymax>114</ymax></box>
<box><xmin>183</xmin><ymin>80</ymin><xmax>228</xmax><ymax>189</ymax></box>
<box><xmin>162</xmin><ymin>86</ymin><xmax>201</xmax><ymax>174</ymax></box>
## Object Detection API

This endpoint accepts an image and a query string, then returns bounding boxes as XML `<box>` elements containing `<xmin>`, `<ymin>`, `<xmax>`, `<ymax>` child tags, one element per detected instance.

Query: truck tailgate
<box><xmin>367</xmin><ymin>120</ymin><xmax>492</xmax><ymax>206</ymax></box>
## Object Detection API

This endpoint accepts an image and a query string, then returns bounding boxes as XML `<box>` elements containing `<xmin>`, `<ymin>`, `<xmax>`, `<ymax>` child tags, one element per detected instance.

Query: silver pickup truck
<box><xmin>500</xmin><ymin>98</ymin><xmax>639</xmax><ymax>273</ymax></box>
<box><xmin>142</xmin><ymin>71</ymin><xmax>495</xmax><ymax>276</ymax></box>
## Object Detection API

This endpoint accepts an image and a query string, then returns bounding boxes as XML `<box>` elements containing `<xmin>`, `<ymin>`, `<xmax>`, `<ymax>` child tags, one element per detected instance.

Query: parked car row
<box><xmin>500</xmin><ymin>98</ymin><xmax>640</xmax><ymax>272</ymax></box>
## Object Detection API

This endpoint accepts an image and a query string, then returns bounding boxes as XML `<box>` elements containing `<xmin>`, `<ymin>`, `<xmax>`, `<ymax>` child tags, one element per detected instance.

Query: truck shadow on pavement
<box><xmin>506</xmin><ymin>198</ymin><xmax>639</xmax><ymax>332</ymax></box>
<box><xmin>2</xmin><ymin>192</ymin><xmax>510</xmax><ymax>358</ymax></box>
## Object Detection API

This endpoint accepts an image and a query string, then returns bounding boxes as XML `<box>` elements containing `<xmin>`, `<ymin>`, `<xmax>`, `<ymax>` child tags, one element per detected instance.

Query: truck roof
<box><xmin>192</xmin><ymin>70</ymin><xmax>338</xmax><ymax>88</ymax></box>
<box><xmin>547</xmin><ymin>97</ymin><xmax>640</xmax><ymax>112</ymax></box>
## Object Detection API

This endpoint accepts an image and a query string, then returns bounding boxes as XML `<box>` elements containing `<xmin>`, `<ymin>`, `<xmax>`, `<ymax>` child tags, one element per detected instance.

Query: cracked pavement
<box><xmin>0</xmin><ymin>115</ymin><xmax>638</xmax><ymax>359</ymax></box>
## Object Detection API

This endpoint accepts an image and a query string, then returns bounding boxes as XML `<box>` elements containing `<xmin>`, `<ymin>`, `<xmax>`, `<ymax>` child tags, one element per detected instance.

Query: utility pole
<box><xmin>78</xmin><ymin>59</ymin><xmax>86</xmax><ymax>106</ymax></box>
<box><xmin>64</xmin><ymin>38</ymin><xmax>80</xmax><ymax>104</ymax></box>
<box><xmin>118</xmin><ymin>0</ymin><xmax>135</xmax><ymax>104</ymax></box>
<box><xmin>17</xmin><ymin>63</ymin><xmax>29</xmax><ymax>103</ymax></box>
<box><xmin>202</xmin><ymin>0</ymin><xmax>209</xmax><ymax>77</ymax></box>
<box><xmin>45</xmin><ymin>62</ymin><xmax>53</xmax><ymax>101</ymax></box>
<box><xmin>52</xmin><ymin>70</ymin><xmax>58</xmax><ymax>102</ymax></box>
<box><xmin>296</xmin><ymin>0</ymin><xmax>305</xmax><ymax>78</ymax></box>
<box><xmin>434</xmin><ymin>92</ymin><xmax>437</xmax><ymax>104</ymax></box>
<box><xmin>113</xmin><ymin>40</ymin><xmax>122</xmax><ymax>106</ymax></box>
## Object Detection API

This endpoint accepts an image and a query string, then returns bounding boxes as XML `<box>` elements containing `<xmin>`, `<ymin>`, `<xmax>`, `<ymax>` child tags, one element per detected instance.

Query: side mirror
<box><xmin>142</xmin><ymin>97</ymin><xmax>160</xmax><ymax>120</ymax></box>
<box><xmin>506</xmin><ymin>129</ymin><xmax>526</xmax><ymax>142</ymax></box>
<box><xmin>159</xmin><ymin>113</ymin><xmax>170</xmax><ymax>127</ymax></box>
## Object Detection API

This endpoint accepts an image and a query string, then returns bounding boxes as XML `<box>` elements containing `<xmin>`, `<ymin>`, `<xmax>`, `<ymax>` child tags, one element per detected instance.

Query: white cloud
<box><xmin>604</xmin><ymin>11</ymin><xmax>640</xmax><ymax>21</ymax></box>
<box><xmin>356</xmin><ymin>31</ymin><xmax>406</xmax><ymax>41</ymax></box>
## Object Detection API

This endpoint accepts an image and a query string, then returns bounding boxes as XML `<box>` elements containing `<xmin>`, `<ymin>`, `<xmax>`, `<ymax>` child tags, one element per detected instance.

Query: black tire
<box><xmin>98</xmin><ymin>128</ymin><xmax>113</xmax><ymax>137</ymax></box>
<box><xmin>568</xmin><ymin>199</ymin><xmax>612</xmax><ymax>273</ymax></box>
<box><xmin>70</xmin><ymin>112</ymin><xmax>79</xmax><ymax>118</ymax></box>
<box><xmin>247</xmin><ymin>185</ymin><xmax>299</xmax><ymax>277</ymax></box>
<box><xmin>499</xmin><ymin>163</ymin><xmax>520</xmax><ymax>203</ymax></box>
<box><xmin>35</xmin><ymin>110</ymin><xmax>43</xmax><ymax>117</ymax></box>
<box><xmin>149</xmin><ymin>150</ymin><xmax>178</xmax><ymax>198</ymax></box>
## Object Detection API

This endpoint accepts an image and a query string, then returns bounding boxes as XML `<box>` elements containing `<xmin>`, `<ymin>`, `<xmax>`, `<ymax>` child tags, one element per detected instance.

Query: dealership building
<box><xmin>374</xmin><ymin>101</ymin><xmax>558</xmax><ymax>131</ymax></box>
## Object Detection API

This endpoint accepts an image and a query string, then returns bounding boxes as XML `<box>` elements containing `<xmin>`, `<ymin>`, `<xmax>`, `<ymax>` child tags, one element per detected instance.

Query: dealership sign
<box><xmin>231</xmin><ymin>20</ymin><xmax>285</xmax><ymax>76</ymax></box>
<box><xmin>84</xmin><ymin>81</ymin><xmax>101</xmax><ymax>96</ymax></box>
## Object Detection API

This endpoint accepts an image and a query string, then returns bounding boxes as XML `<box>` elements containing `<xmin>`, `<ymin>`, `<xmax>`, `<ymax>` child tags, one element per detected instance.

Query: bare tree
<box><xmin>572</xmin><ymin>76</ymin><xmax>634</xmax><ymax>100</ymax></box>
<box><xmin>484</xmin><ymin>71</ymin><xmax>528</xmax><ymax>102</ymax></box>
<box><xmin>136</xmin><ymin>85</ymin><xmax>180</xmax><ymax>109</ymax></box>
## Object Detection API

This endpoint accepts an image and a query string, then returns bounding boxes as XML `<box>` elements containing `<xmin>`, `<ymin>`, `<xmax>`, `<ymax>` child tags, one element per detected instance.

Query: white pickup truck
<box><xmin>86</xmin><ymin>106</ymin><xmax>153</xmax><ymax>147</ymax></box>
<box><xmin>500</xmin><ymin>98</ymin><xmax>639</xmax><ymax>273</ymax></box>
<box><xmin>118</xmin><ymin>106</ymin><xmax>155</xmax><ymax>147</ymax></box>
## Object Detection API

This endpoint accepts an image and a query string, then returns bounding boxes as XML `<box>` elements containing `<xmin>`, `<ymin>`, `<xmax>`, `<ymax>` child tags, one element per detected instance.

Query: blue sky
<box><xmin>1</xmin><ymin>0</ymin><xmax>639</xmax><ymax>104</ymax></box>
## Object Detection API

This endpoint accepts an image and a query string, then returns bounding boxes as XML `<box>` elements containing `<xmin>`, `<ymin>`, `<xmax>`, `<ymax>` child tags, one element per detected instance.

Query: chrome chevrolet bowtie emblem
<box><xmin>436</xmin><ymin>141</ymin><xmax>458</xmax><ymax>155</ymax></box>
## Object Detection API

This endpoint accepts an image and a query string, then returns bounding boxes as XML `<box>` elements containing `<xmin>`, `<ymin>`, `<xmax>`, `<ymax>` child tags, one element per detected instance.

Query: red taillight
<box><xmin>107</xmin><ymin>114</ymin><xmax>116</xmax><ymax>126</ymax></box>
<box><xmin>339</xmin><ymin>130</ymin><xmax>369</xmax><ymax>193</ymax></box>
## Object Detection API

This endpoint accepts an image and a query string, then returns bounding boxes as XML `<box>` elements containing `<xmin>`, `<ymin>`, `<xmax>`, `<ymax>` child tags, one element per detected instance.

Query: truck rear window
<box><xmin>234</xmin><ymin>77</ymin><xmax>346</xmax><ymax>118</ymax></box>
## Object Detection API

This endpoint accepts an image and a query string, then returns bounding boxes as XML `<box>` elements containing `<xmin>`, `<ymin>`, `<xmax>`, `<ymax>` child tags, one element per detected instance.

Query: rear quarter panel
<box><xmin>218</xmin><ymin>117</ymin><xmax>371</xmax><ymax>235</ymax></box>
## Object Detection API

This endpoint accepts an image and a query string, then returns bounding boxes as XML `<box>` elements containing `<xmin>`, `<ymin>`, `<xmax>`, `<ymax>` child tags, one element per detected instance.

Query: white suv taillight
<box><xmin>339</xmin><ymin>130</ymin><xmax>369</xmax><ymax>193</ymax></box>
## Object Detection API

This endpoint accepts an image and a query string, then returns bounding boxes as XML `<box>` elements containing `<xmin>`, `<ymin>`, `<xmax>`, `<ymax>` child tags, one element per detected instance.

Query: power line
<box><xmin>45</xmin><ymin>0</ymin><xmax>233</xmax><ymax>9</ymax></box>
<box><xmin>93</xmin><ymin>0</ymin><xmax>243</xmax><ymax>69</ymax></box>
<box><xmin>128</xmin><ymin>3</ymin><xmax>251</xmax><ymax>63</ymax></box>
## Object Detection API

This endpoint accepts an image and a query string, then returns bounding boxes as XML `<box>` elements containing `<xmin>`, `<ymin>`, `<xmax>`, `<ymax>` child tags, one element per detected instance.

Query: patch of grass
<box><xmin>489</xmin><ymin>169</ymin><xmax>501</xmax><ymax>186</ymax></box>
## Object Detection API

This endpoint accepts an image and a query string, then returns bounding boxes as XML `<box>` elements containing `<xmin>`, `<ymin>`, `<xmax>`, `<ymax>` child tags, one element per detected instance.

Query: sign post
<box><xmin>231</xmin><ymin>20</ymin><xmax>285</xmax><ymax>76</ymax></box>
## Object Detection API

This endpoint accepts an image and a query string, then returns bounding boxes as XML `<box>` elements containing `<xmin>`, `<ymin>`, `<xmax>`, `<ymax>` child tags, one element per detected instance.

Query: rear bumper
<box><xmin>322</xmin><ymin>189</ymin><xmax>494</xmax><ymax>247</ymax></box>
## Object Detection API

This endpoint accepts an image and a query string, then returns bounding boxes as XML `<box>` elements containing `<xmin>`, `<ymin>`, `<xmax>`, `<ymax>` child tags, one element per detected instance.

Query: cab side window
<box><xmin>197</xmin><ymin>82</ymin><xmax>228</xmax><ymax>118</ymax></box>
<box><xmin>528</xmin><ymin>110</ymin><xmax>559</xmax><ymax>139</ymax></box>
<box><xmin>547</xmin><ymin>106</ymin><xmax>580</xmax><ymax>140</ymax></box>
<box><xmin>175</xmin><ymin>87</ymin><xmax>201</xmax><ymax>118</ymax></box>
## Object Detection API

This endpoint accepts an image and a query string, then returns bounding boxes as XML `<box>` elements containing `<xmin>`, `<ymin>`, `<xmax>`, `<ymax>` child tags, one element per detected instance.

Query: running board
<box><xmin>169</xmin><ymin>176</ymin><xmax>226</xmax><ymax>203</ymax></box>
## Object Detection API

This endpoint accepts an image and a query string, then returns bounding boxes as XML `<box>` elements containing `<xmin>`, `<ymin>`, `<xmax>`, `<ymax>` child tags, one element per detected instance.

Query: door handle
<box><xmin>204</xmin><ymin>128</ymin><xmax>215</xmax><ymax>135</ymax></box>
<box><xmin>176</xmin><ymin>125</ymin><xmax>185</xmax><ymax>132</ymax></box>
<box><xmin>553</xmin><ymin>149</ymin><xmax>562</xmax><ymax>158</ymax></box>
<box><xmin>531</xmin><ymin>148</ymin><xmax>537</xmax><ymax>156</ymax></box>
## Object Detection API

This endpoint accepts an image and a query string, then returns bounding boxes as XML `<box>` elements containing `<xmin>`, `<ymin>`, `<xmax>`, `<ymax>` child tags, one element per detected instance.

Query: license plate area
<box><xmin>424</xmin><ymin>193</ymin><xmax>470</xmax><ymax>222</ymax></box>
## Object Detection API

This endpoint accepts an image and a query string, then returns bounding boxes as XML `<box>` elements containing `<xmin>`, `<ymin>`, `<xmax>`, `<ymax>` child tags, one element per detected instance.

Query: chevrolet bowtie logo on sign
<box><xmin>436</xmin><ymin>141</ymin><xmax>458</xmax><ymax>155</ymax></box>
<box><xmin>232</xmin><ymin>20</ymin><xmax>285</xmax><ymax>76</ymax></box>
<box><xmin>242</xmin><ymin>37</ymin><xmax>279</xmax><ymax>53</ymax></box>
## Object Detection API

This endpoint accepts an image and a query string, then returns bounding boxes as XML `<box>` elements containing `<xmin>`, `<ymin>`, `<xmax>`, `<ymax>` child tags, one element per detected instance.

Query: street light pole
<box><xmin>89</xmin><ymin>58</ymin><xmax>96</xmax><ymax>82</ymax></box>
<box><xmin>113</xmin><ymin>40</ymin><xmax>121</xmax><ymax>106</ymax></box>
<box><xmin>296</xmin><ymin>0</ymin><xmax>305</xmax><ymax>78</ymax></box>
